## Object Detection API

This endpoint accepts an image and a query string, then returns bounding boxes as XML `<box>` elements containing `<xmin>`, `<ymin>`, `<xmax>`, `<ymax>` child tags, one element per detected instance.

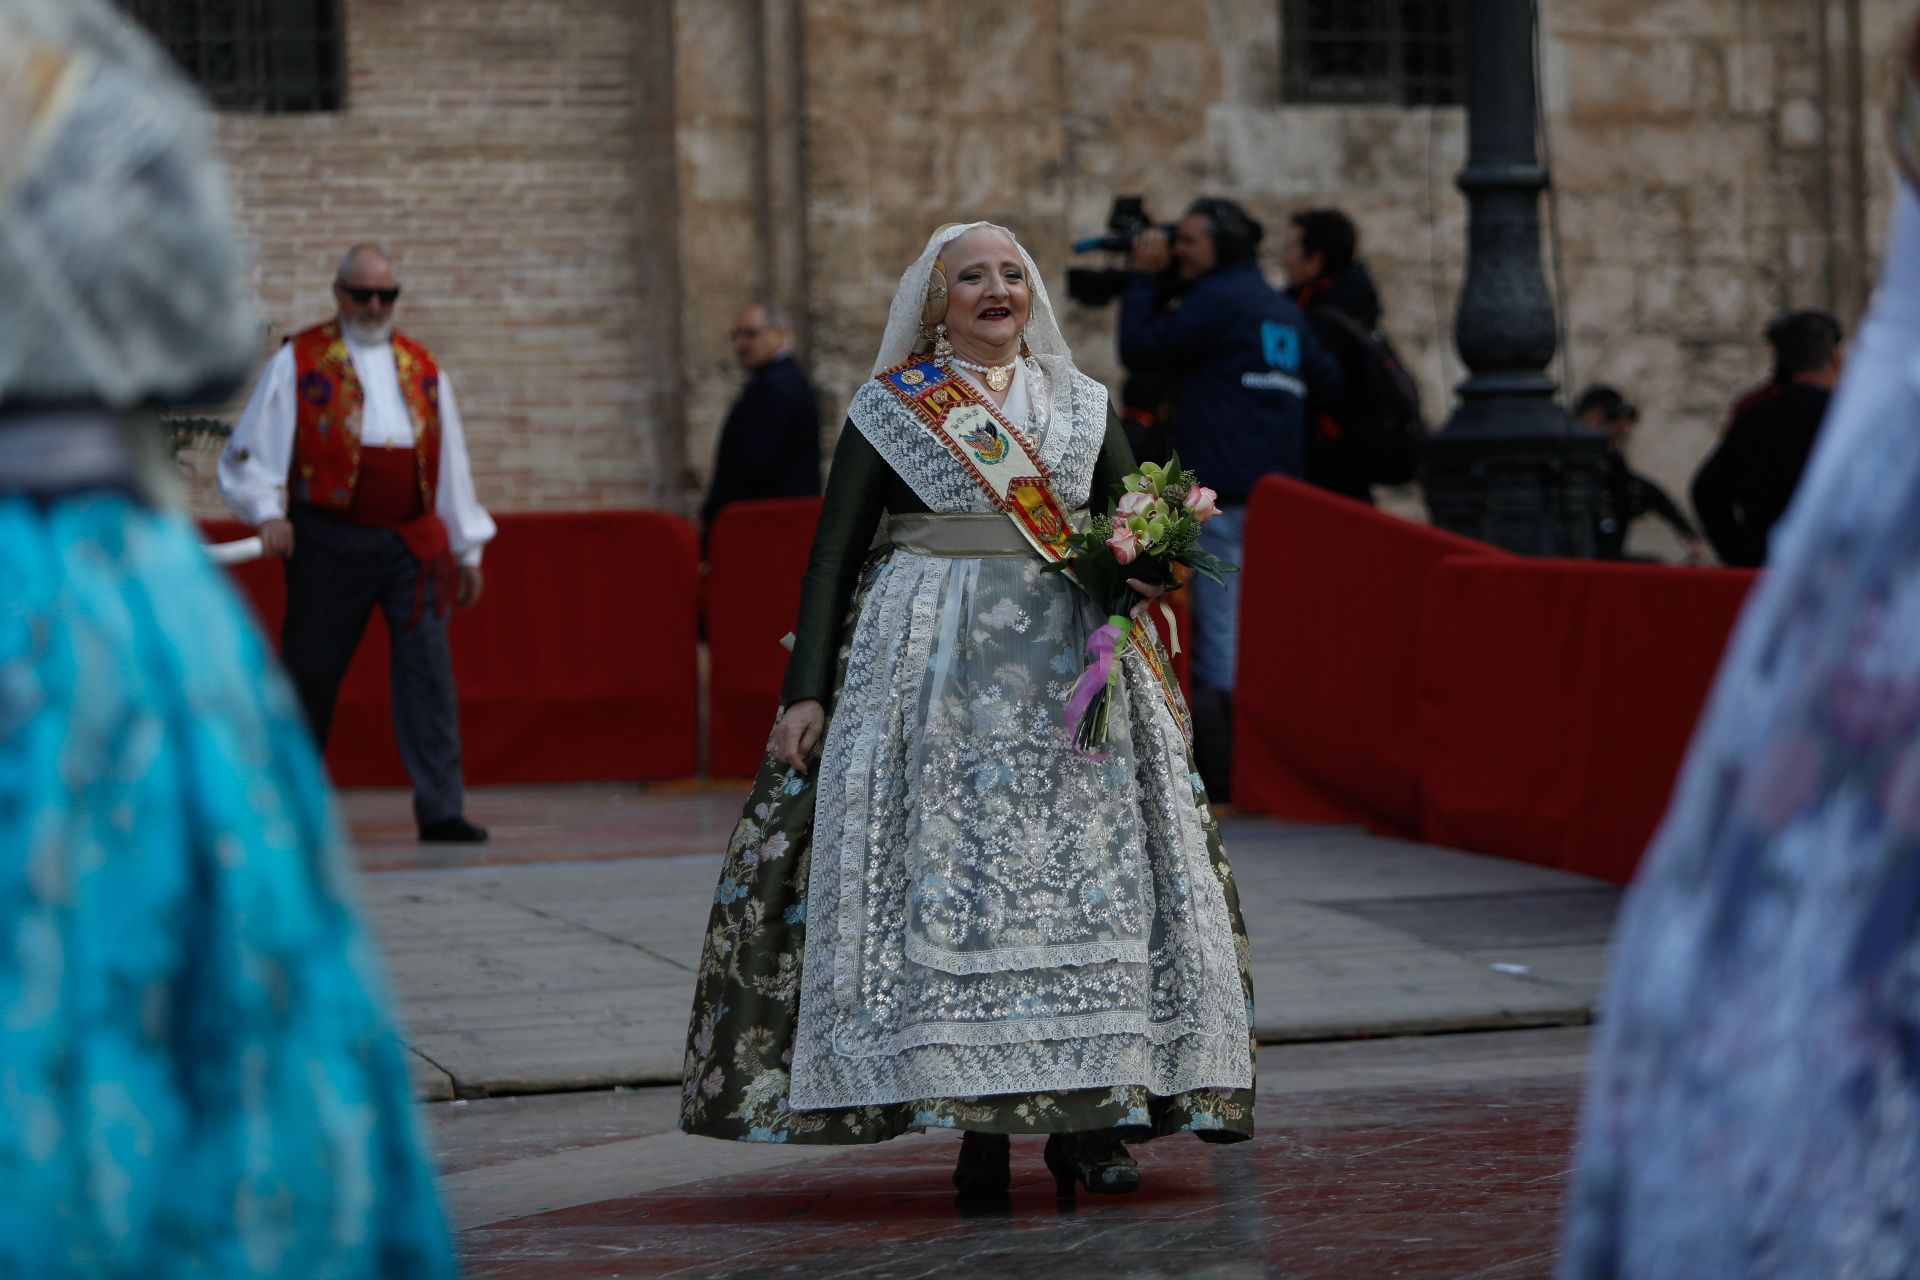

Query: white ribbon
<box><xmin>204</xmin><ymin>536</ymin><xmax>264</xmax><ymax>565</ymax></box>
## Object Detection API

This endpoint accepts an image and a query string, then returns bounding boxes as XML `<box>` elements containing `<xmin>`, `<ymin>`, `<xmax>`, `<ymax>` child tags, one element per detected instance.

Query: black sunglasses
<box><xmin>338</xmin><ymin>282</ymin><xmax>401</xmax><ymax>305</ymax></box>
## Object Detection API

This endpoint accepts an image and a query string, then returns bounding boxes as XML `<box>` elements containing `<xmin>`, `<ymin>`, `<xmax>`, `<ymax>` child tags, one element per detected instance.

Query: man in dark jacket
<box><xmin>1574</xmin><ymin>385</ymin><xmax>1707</xmax><ymax>562</ymax></box>
<box><xmin>1119</xmin><ymin>197</ymin><xmax>1338</xmax><ymax>799</ymax></box>
<box><xmin>1691</xmin><ymin>310</ymin><xmax>1843</xmax><ymax>568</ymax></box>
<box><xmin>1283</xmin><ymin>207</ymin><xmax>1386</xmax><ymax>503</ymax></box>
<box><xmin>699</xmin><ymin>303</ymin><xmax>821</xmax><ymax>553</ymax></box>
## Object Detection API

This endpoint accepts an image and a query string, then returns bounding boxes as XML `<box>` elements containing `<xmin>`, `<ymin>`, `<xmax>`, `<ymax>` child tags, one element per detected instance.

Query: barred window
<box><xmin>1282</xmin><ymin>0</ymin><xmax>1465</xmax><ymax>106</ymax></box>
<box><xmin>118</xmin><ymin>0</ymin><xmax>345</xmax><ymax>113</ymax></box>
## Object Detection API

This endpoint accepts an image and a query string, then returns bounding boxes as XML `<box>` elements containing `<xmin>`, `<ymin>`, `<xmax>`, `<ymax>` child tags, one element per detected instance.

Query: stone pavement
<box><xmin>347</xmin><ymin>784</ymin><xmax>1618</xmax><ymax>1102</ymax></box>
<box><xmin>342</xmin><ymin>783</ymin><xmax>1619</xmax><ymax>1278</ymax></box>
<box><xmin>435</xmin><ymin>1026</ymin><xmax>1593</xmax><ymax>1279</ymax></box>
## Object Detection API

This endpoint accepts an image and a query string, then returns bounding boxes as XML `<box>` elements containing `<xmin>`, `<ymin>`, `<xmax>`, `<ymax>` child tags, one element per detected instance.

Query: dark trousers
<box><xmin>282</xmin><ymin>504</ymin><xmax>465</xmax><ymax>824</ymax></box>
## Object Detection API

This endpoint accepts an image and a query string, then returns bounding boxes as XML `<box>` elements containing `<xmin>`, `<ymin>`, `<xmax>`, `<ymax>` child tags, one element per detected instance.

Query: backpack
<box><xmin>1310</xmin><ymin>307</ymin><xmax>1426</xmax><ymax>487</ymax></box>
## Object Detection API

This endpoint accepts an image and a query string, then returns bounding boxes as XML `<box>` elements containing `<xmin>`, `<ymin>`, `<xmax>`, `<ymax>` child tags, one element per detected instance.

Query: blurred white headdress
<box><xmin>0</xmin><ymin>0</ymin><xmax>257</xmax><ymax>408</ymax></box>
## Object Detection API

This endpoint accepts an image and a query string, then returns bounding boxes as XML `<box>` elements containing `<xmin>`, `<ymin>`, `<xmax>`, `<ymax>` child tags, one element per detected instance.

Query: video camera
<box><xmin>1066</xmin><ymin>196</ymin><xmax>1175</xmax><ymax>307</ymax></box>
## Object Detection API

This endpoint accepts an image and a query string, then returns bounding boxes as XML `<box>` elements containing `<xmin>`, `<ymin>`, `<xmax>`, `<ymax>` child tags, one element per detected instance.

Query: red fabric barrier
<box><xmin>704</xmin><ymin>498</ymin><xmax>823</xmax><ymax>777</ymax></box>
<box><xmin>201</xmin><ymin>510</ymin><xmax>700</xmax><ymax>785</ymax></box>
<box><xmin>1231</xmin><ymin>476</ymin><xmax>1501</xmax><ymax>835</ymax></box>
<box><xmin>1417</xmin><ymin>556</ymin><xmax>1756</xmax><ymax>883</ymax></box>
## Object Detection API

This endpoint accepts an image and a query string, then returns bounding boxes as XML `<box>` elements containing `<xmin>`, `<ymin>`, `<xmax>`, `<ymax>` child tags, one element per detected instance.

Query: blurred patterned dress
<box><xmin>1559</xmin><ymin>38</ymin><xmax>1920</xmax><ymax>1280</ymax></box>
<box><xmin>0</xmin><ymin>2</ymin><xmax>454</xmax><ymax>1274</ymax></box>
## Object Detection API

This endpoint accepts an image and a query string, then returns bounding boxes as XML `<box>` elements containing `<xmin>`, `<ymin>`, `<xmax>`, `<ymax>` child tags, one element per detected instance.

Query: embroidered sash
<box><xmin>876</xmin><ymin>360</ymin><xmax>1075</xmax><ymax>565</ymax></box>
<box><xmin>875</xmin><ymin>360</ymin><xmax>1192</xmax><ymax>742</ymax></box>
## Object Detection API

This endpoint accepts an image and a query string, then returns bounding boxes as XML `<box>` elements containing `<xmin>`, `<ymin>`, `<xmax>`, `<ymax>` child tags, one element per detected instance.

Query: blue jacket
<box><xmin>1118</xmin><ymin>260</ymin><xmax>1339</xmax><ymax>504</ymax></box>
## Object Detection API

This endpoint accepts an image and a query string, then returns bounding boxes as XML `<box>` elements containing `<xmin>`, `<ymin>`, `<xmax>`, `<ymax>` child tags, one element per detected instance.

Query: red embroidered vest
<box><xmin>288</xmin><ymin>320</ymin><xmax>443</xmax><ymax>513</ymax></box>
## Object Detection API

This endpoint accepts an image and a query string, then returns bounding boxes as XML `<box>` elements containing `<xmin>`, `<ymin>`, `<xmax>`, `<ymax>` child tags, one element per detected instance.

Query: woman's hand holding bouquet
<box><xmin>1044</xmin><ymin>454</ymin><xmax>1236</xmax><ymax>756</ymax></box>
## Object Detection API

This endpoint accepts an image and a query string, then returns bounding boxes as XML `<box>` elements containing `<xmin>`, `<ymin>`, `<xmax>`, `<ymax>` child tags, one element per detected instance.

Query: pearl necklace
<box><xmin>945</xmin><ymin>353</ymin><xmax>1018</xmax><ymax>393</ymax></box>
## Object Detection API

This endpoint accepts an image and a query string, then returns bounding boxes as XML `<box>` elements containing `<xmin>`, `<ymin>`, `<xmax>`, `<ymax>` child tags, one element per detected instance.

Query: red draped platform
<box><xmin>202</xmin><ymin>511</ymin><xmax>701</xmax><ymax>786</ymax></box>
<box><xmin>1416</xmin><ymin>556</ymin><xmax>1755</xmax><ymax>882</ymax></box>
<box><xmin>1233</xmin><ymin>476</ymin><xmax>1502</xmax><ymax>837</ymax></box>
<box><xmin>704</xmin><ymin>498</ymin><xmax>823</xmax><ymax>777</ymax></box>
<box><xmin>1230</xmin><ymin>475</ymin><xmax>1758</xmax><ymax>884</ymax></box>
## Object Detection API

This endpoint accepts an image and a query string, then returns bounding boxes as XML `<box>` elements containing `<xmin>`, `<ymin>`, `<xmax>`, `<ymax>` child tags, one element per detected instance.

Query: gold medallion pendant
<box><xmin>986</xmin><ymin>363</ymin><xmax>1011</xmax><ymax>393</ymax></box>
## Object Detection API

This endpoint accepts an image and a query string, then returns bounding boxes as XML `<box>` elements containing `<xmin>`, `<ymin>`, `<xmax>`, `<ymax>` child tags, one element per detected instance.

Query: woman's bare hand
<box><xmin>772</xmin><ymin>699</ymin><xmax>827</xmax><ymax>774</ymax></box>
<box><xmin>1126</xmin><ymin>577</ymin><xmax>1171</xmax><ymax>620</ymax></box>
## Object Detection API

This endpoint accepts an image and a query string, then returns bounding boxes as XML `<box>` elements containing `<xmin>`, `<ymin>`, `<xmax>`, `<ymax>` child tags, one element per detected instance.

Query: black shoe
<box><xmin>1043</xmin><ymin>1130</ymin><xmax>1141</xmax><ymax>1199</ymax></box>
<box><xmin>952</xmin><ymin>1131</ymin><xmax>1011</xmax><ymax>1196</ymax></box>
<box><xmin>418</xmin><ymin>816</ymin><xmax>489</xmax><ymax>844</ymax></box>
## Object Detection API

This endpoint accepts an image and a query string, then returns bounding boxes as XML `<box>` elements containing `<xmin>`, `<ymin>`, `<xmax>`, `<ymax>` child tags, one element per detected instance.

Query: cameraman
<box><xmin>1119</xmin><ymin>196</ymin><xmax>1338</xmax><ymax>801</ymax></box>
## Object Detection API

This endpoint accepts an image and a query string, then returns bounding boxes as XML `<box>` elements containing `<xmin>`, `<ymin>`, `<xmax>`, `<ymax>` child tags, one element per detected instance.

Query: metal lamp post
<box><xmin>1420</xmin><ymin>0</ymin><xmax>1606</xmax><ymax>555</ymax></box>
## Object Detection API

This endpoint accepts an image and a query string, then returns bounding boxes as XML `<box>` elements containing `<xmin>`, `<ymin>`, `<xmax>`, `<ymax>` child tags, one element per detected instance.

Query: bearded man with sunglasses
<box><xmin>219</xmin><ymin>243</ymin><xmax>496</xmax><ymax>843</ymax></box>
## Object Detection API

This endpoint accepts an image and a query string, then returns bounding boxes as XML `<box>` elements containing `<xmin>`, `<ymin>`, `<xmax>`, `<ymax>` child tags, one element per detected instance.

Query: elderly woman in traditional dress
<box><xmin>680</xmin><ymin>221</ymin><xmax>1256</xmax><ymax>1197</ymax></box>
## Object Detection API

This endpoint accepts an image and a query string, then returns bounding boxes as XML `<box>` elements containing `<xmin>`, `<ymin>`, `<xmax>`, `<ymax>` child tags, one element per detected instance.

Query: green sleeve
<box><xmin>781</xmin><ymin>419</ymin><xmax>887</xmax><ymax>707</ymax></box>
<box><xmin>1084</xmin><ymin>402</ymin><xmax>1138</xmax><ymax>514</ymax></box>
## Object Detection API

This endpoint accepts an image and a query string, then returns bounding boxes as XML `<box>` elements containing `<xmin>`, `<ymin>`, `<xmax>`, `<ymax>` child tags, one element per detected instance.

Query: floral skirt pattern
<box><xmin>0</xmin><ymin>495</ymin><xmax>454</xmax><ymax>1277</ymax></box>
<box><xmin>680</xmin><ymin>559</ymin><xmax>1256</xmax><ymax>1144</ymax></box>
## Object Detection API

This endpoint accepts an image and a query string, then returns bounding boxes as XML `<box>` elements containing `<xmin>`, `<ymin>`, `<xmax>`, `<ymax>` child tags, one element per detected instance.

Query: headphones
<box><xmin>1189</xmin><ymin>197</ymin><xmax>1262</xmax><ymax>267</ymax></box>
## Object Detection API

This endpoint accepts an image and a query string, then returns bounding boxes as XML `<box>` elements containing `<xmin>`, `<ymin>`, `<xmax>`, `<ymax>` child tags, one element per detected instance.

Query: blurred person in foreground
<box><xmin>220</xmin><ymin>243</ymin><xmax>496</xmax><ymax>844</ymax></box>
<box><xmin>1689</xmin><ymin>309</ymin><xmax>1843</xmax><ymax>567</ymax></box>
<box><xmin>0</xmin><ymin>1</ymin><xmax>453</xmax><ymax>1273</ymax></box>
<box><xmin>1120</xmin><ymin>197</ymin><xmax>1338</xmax><ymax>799</ymax></box>
<box><xmin>680</xmin><ymin>222</ymin><xmax>1254</xmax><ymax>1201</ymax></box>
<box><xmin>1573</xmin><ymin>385</ymin><xmax>1707</xmax><ymax>563</ymax></box>
<box><xmin>1558</xmin><ymin>28</ymin><xmax>1920</xmax><ymax>1278</ymax></box>
<box><xmin>699</xmin><ymin>302</ymin><xmax>821</xmax><ymax>554</ymax></box>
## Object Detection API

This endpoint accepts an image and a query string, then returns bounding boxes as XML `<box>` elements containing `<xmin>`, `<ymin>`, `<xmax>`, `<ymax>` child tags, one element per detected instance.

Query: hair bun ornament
<box><xmin>922</xmin><ymin>256</ymin><xmax>949</xmax><ymax>330</ymax></box>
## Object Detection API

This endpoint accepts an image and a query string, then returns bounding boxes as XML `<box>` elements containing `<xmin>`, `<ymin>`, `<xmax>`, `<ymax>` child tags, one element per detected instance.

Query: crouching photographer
<box><xmin>1118</xmin><ymin>197</ymin><xmax>1338</xmax><ymax>801</ymax></box>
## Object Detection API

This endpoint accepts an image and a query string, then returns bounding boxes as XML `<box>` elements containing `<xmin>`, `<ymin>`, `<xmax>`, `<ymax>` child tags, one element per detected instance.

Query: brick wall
<box><xmin>183</xmin><ymin>0</ymin><xmax>1908</xmax><ymax>565</ymax></box>
<box><xmin>184</xmin><ymin>0</ymin><xmax>673</xmax><ymax>517</ymax></box>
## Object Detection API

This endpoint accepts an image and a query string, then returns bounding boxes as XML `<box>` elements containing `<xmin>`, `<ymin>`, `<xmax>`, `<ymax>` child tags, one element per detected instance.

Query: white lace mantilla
<box><xmin>787</xmin><ymin>370</ymin><xmax>1252</xmax><ymax>1110</ymax></box>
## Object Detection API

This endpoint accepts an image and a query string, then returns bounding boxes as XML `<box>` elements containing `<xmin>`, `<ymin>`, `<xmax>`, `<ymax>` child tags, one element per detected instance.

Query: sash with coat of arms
<box><xmin>873</xmin><ymin>359</ymin><xmax>1191</xmax><ymax>742</ymax></box>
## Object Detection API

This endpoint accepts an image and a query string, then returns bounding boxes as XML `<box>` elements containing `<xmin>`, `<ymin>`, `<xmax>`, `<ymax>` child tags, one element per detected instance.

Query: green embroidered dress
<box><xmin>680</xmin><ymin>225</ymin><xmax>1255</xmax><ymax>1146</ymax></box>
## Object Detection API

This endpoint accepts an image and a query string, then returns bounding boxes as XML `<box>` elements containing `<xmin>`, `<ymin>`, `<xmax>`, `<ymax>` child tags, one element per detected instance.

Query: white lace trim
<box><xmin>904</xmin><ymin>936</ymin><xmax>1150</xmax><ymax>975</ymax></box>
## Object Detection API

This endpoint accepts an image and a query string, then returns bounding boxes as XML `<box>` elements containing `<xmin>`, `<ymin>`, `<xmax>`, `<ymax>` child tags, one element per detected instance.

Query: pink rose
<box><xmin>1184</xmin><ymin>485</ymin><xmax>1221</xmax><ymax>522</ymax></box>
<box><xmin>1106</xmin><ymin>526</ymin><xmax>1140</xmax><ymax>565</ymax></box>
<box><xmin>1115</xmin><ymin>491</ymin><xmax>1156</xmax><ymax>519</ymax></box>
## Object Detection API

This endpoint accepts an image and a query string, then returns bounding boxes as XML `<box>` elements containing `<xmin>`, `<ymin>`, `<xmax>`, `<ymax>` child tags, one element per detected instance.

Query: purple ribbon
<box><xmin>1064</xmin><ymin>618</ymin><xmax>1130</xmax><ymax>747</ymax></box>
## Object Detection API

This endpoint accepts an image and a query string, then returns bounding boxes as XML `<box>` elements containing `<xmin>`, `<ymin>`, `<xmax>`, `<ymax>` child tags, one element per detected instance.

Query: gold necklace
<box><xmin>946</xmin><ymin>353</ymin><xmax>1015</xmax><ymax>393</ymax></box>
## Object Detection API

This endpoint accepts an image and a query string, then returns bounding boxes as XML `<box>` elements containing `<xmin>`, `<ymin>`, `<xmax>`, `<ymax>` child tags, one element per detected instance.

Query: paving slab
<box><xmin>433</xmin><ymin>1027</ymin><xmax>1594</xmax><ymax>1277</ymax></box>
<box><xmin>350</xmin><ymin>787</ymin><xmax>1619</xmax><ymax>1099</ymax></box>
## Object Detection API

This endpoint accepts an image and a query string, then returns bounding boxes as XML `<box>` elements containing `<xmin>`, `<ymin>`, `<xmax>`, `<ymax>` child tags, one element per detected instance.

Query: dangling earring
<box><xmin>1018</xmin><ymin>333</ymin><xmax>1033</xmax><ymax>360</ymax></box>
<box><xmin>913</xmin><ymin>322</ymin><xmax>936</xmax><ymax>357</ymax></box>
<box><xmin>933</xmin><ymin>323</ymin><xmax>954</xmax><ymax>361</ymax></box>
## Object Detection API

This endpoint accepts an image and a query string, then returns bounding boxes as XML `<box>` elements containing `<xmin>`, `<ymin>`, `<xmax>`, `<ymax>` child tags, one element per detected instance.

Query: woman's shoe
<box><xmin>1043</xmin><ymin>1130</ymin><xmax>1141</xmax><ymax>1199</ymax></box>
<box><xmin>952</xmin><ymin>1130</ymin><xmax>1011</xmax><ymax>1196</ymax></box>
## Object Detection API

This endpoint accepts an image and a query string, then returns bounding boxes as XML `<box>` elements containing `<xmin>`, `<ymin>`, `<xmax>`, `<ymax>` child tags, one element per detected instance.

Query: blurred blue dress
<box><xmin>1558</xmin><ymin>153</ymin><xmax>1920</xmax><ymax>1280</ymax></box>
<box><xmin>0</xmin><ymin>0</ymin><xmax>455</xmax><ymax>1272</ymax></box>
<box><xmin>0</xmin><ymin>488</ymin><xmax>455</xmax><ymax>1277</ymax></box>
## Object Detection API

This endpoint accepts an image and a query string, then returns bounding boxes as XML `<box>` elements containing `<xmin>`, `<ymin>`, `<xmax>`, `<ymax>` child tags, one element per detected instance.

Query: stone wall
<box><xmin>186</xmin><ymin>0</ymin><xmax>1910</xmax><ymax>562</ymax></box>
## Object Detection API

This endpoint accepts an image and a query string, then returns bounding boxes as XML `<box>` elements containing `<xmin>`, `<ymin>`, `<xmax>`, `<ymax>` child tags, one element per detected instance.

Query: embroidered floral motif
<box><xmin>679</xmin><ymin>558</ymin><xmax>1257</xmax><ymax>1145</ymax></box>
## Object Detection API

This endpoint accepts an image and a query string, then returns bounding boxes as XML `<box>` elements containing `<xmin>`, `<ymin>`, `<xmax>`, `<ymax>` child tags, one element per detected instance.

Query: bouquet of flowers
<box><xmin>1044</xmin><ymin>453</ymin><xmax>1237</xmax><ymax>757</ymax></box>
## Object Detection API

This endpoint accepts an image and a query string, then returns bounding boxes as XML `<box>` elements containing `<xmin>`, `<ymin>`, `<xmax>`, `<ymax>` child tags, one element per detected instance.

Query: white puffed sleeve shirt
<box><xmin>217</xmin><ymin>331</ymin><xmax>496</xmax><ymax>566</ymax></box>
